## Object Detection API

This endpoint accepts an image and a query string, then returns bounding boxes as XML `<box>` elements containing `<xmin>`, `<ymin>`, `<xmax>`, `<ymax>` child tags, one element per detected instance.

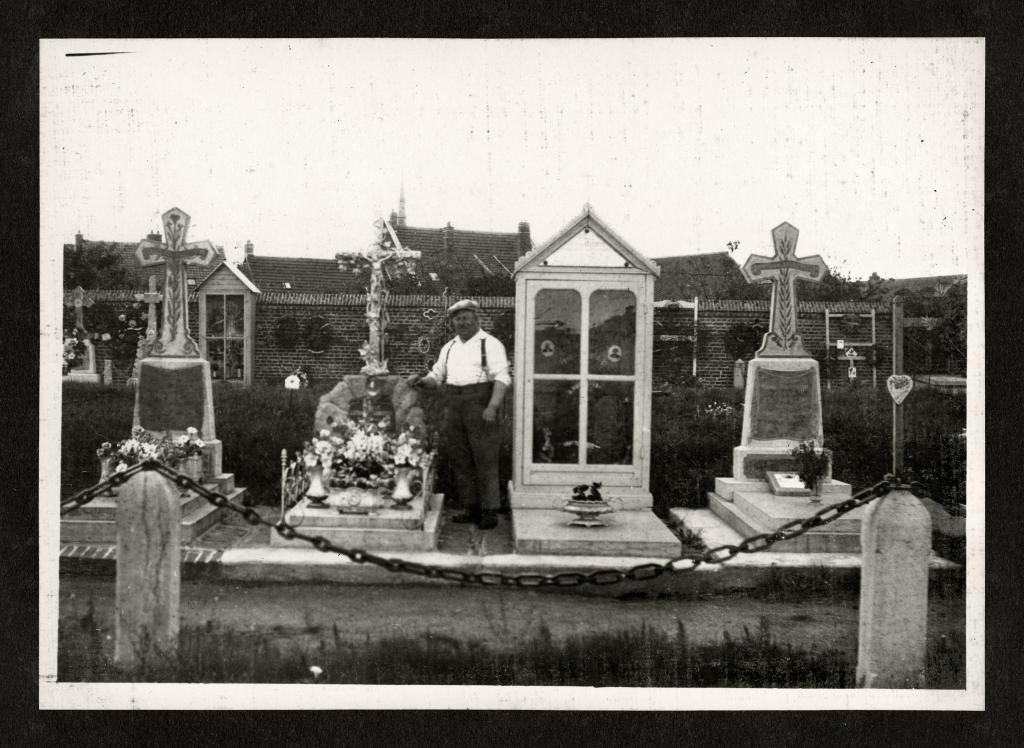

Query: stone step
<box><xmin>66</xmin><ymin>487</ymin><xmax>213</xmax><ymax>522</ymax></box>
<box><xmin>733</xmin><ymin>490</ymin><xmax>865</xmax><ymax>535</ymax></box>
<box><xmin>270</xmin><ymin>493</ymin><xmax>445</xmax><ymax>552</ymax></box>
<box><xmin>61</xmin><ymin>486</ymin><xmax>247</xmax><ymax>544</ymax></box>
<box><xmin>512</xmin><ymin>508</ymin><xmax>681</xmax><ymax>558</ymax></box>
<box><xmin>707</xmin><ymin>492</ymin><xmax>861</xmax><ymax>553</ymax></box>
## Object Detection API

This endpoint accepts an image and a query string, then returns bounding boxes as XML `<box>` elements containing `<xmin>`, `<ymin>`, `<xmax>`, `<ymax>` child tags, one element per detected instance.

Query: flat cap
<box><xmin>446</xmin><ymin>299</ymin><xmax>480</xmax><ymax>317</ymax></box>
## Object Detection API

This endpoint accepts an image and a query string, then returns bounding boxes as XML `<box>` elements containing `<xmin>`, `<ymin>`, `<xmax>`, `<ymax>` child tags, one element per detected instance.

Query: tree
<box><xmin>64</xmin><ymin>243</ymin><xmax>133</xmax><ymax>289</ymax></box>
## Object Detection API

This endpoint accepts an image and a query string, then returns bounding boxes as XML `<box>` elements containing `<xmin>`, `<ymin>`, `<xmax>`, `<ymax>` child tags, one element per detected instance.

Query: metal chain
<box><xmin>61</xmin><ymin>462</ymin><xmax>928</xmax><ymax>588</ymax></box>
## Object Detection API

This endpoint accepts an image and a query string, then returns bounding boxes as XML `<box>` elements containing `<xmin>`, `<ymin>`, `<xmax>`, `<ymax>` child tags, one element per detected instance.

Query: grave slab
<box><xmin>512</xmin><ymin>509</ymin><xmax>681</xmax><ymax>557</ymax></box>
<box><xmin>270</xmin><ymin>493</ymin><xmax>445</xmax><ymax>552</ymax></box>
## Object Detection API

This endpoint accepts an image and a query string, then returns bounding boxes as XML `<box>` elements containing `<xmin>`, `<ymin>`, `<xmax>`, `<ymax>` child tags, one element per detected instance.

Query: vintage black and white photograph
<box><xmin>40</xmin><ymin>38</ymin><xmax>982</xmax><ymax>709</ymax></box>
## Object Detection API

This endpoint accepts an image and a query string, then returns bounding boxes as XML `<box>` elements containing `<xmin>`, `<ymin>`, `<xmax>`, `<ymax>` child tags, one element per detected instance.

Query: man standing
<box><xmin>407</xmin><ymin>299</ymin><xmax>510</xmax><ymax>530</ymax></box>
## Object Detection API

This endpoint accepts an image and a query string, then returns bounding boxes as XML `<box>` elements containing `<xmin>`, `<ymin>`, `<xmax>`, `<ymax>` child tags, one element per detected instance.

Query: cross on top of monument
<box><xmin>65</xmin><ymin>286</ymin><xmax>95</xmax><ymax>333</ymax></box>
<box><xmin>337</xmin><ymin>218</ymin><xmax>421</xmax><ymax>375</ymax></box>
<box><xmin>741</xmin><ymin>222</ymin><xmax>828</xmax><ymax>358</ymax></box>
<box><xmin>136</xmin><ymin>208</ymin><xmax>218</xmax><ymax>358</ymax></box>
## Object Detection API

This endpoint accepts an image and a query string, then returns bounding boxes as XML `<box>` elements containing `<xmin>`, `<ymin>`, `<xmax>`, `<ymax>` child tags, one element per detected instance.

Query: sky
<box><xmin>40</xmin><ymin>38</ymin><xmax>983</xmax><ymax>281</ymax></box>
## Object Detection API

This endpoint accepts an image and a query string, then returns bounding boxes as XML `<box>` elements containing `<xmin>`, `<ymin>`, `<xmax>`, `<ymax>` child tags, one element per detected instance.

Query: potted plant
<box><xmin>560</xmin><ymin>482</ymin><xmax>619</xmax><ymax>527</ymax></box>
<box><xmin>173</xmin><ymin>427</ymin><xmax>206</xmax><ymax>484</ymax></box>
<box><xmin>790</xmin><ymin>440</ymin><xmax>833</xmax><ymax>500</ymax></box>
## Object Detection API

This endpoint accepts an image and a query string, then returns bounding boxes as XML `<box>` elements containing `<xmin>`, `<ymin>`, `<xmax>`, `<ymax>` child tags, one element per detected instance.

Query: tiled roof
<box><xmin>239</xmin><ymin>255</ymin><xmax>362</xmax><ymax>294</ymax></box>
<box><xmin>392</xmin><ymin>223</ymin><xmax>524</xmax><ymax>288</ymax></box>
<box><xmin>653</xmin><ymin>252</ymin><xmax>748</xmax><ymax>300</ymax></box>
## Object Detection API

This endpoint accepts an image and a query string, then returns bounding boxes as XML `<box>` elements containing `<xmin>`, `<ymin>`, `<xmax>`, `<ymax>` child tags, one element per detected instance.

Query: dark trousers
<box><xmin>444</xmin><ymin>383</ymin><xmax>500</xmax><ymax>514</ymax></box>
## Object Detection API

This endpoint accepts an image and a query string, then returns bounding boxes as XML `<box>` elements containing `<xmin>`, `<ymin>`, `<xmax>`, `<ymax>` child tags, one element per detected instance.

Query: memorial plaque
<box><xmin>748</xmin><ymin>367</ymin><xmax>819</xmax><ymax>441</ymax></box>
<box><xmin>137</xmin><ymin>361</ymin><xmax>207</xmax><ymax>431</ymax></box>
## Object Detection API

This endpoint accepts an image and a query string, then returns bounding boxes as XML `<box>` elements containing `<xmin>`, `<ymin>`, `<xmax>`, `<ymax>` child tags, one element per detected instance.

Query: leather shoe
<box><xmin>452</xmin><ymin>511</ymin><xmax>479</xmax><ymax>524</ymax></box>
<box><xmin>477</xmin><ymin>512</ymin><xmax>498</xmax><ymax>530</ymax></box>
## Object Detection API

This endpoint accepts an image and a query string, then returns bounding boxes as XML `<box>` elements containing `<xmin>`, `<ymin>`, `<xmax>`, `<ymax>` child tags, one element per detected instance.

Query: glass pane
<box><xmin>532</xmin><ymin>380</ymin><xmax>579</xmax><ymax>464</ymax></box>
<box><xmin>589</xmin><ymin>290</ymin><xmax>636</xmax><ymax>375</ymax></box>
<box><xmin>206</xmin><ymin>295</ymin><xmax>224</xmax><ymax>338</ymax></box>
<box><xmin>586</xmin><ymin>381</ymin><xmax>634</xmax><ymax>464</ymax></box>
<box><xmin>534</xmin><ymin>289</ymin><xmax>580</xmax><ymax>375</ymax></box>
<box><xmin>225</xmin><ymin>295</ymin><xmax>244</xmax><ymax>337</ymax></box>
<box><xmin>207</xmin><ymin>340</ymin><xmax>224</xmax><ymax>380</ymax></box>
<box><xmin>226</xmin><ymin>339</ymin><xmax>244</xmax><ymax>380</ymax></box>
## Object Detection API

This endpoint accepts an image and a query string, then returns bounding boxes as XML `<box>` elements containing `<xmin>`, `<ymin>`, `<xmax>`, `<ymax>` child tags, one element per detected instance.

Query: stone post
<box><xmin>856</xmin><ymin>489</ymin><xmax>932</xmax><ymax>688</ymax></box>
<box><xmin>103</xmin><ymin>358</ymin><xmax>113</xmax><ymax>385</ymax></box>
<box><xmin>732</xmin><ymin>358</ymin><xmax>746</xmax><ymax>389</ymax></box>
<box><xmin>114</xmin><ymin>469</ymin><xmax>181</xmax><ymax>671</ymax></box>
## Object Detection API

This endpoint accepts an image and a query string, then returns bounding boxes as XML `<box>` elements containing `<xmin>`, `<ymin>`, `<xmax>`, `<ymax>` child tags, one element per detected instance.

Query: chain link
<box><xmin>61</xmin><ymin>461</ymin><xmax>910</xmax><ymax>588</ymax></box>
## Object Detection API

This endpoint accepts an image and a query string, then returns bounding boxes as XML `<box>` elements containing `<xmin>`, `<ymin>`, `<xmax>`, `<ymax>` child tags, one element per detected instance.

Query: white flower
<box><xmin>176</xmin><ymin>435</ymin><xmax>190</xmax><ymax>446</ymax></box>
<box><xmin>194</xmin><ymin>439</ymin><xmax>205</xmax><ymax>449</ymax></box>
<box><xmin>115</xmin><ymin>462</ymin><xmax>128</xmax><ymax>473</ymax></box>
<box><xmin>319</xmin><ymin>429</ymin><xmax>331</xmax><ymax>438</ymax></box>
<box><xmin>309</xmin><ymin>665</ymin><xmax>323</xmax><ymax>678</ymax></box>
<box><xmin>186</xmin><ymin>426</ymin><xmax>199</xmax><ymax>436</ymax></box>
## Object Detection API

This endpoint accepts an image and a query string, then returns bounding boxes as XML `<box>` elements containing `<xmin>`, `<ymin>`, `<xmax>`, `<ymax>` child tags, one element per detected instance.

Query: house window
<box><xmin>205</xmin><ymin>294</ymin><xmax>246</xmax><ymax>381</ymax></box>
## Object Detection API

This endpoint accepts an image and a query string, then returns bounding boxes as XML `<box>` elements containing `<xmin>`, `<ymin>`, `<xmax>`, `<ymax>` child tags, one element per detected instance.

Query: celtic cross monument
<box><xmin>132</xmin><ymin>207</ymin><xmax>221</xmax><ymax>474</ymax></box>
<box><xmin>741</xmin><ymin>222</ymin><xmax>827</xmax><ymax>358</ymax></box>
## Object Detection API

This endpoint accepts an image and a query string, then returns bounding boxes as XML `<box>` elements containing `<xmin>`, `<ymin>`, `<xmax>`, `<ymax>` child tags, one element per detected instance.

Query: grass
<box><xmin>59</xmin><ymin>606</ymin><xmax>964</xmax><ymax>688</ymax></box>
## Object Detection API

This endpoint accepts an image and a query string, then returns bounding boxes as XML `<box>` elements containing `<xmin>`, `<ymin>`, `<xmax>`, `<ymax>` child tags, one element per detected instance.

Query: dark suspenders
<box><xmin>441</xmin><ymin>337</ymin><xmax>488</xmax><ymax>384</ymax></box>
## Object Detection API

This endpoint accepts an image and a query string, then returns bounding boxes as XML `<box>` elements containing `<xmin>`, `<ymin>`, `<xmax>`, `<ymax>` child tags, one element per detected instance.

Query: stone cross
<box><xmin>65</xmin><ymin>286</ymin><xmax>95</xmax><ymax>333</ymax></box>
<box><xmin>136</xmin><ymin>208</ymin><xmax>217</xmax><ymax>357</ymax></box>
<box><xmin>337</xmin><ymin>218</ymin><xmax>420</xmax><ymax>376</ymax></box>
<box><xmin>134</xmin><ymin>274</ymin><xmax>163</xmax><ymax>341</ymax></box>
<box><xmin>741</xmin><ymin>222</ymin><xmax>827</xmax><ymax>357</ymax></box>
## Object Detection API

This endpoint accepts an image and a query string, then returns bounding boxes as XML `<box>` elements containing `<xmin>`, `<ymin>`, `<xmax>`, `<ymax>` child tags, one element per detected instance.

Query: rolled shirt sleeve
<box><xmin>485</xmin><ymin>335</ymin><xmax>511</xmax><ymax>386</ymax></box>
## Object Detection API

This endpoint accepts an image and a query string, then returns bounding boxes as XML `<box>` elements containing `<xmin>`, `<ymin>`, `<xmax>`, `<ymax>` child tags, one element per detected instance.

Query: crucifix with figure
<box><xmin>337</xmin><ymin>218</ymin><xmax>420</xmax><ymax>375</ymax></box>
<box><xmin>741</xmin><ymin>222</ymin><xmax>827</xmax><ymax>357</ymax></box>
<box><xmin>136</xmin><ymin>208</ymin><xmax>217</xmax><ymax>357</ymax></box>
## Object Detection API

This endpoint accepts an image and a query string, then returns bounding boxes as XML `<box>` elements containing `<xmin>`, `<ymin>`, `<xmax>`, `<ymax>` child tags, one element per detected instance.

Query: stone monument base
<box><xmin>134</xmin><ymin>356</ymin><xmax>217</xmax><ymax>439</ymax></box>
<box><xmin>60</xmin><ymin>472</ymin><xmax>245</xmax><ymax>544</ymax></box>
<box><xmin>511</xmin><ymin>508</ymin><xmax>680</xmax><ymax>557</ymax></box>
<box><xmin>272</xmin><ymin>491</ymin><xmax>445</xmax><ymax>552</ymax></box>
<box><xmin>706</xmin><ymin>477</ymin><xmax>861</xmax><ymax>553</ymax></box>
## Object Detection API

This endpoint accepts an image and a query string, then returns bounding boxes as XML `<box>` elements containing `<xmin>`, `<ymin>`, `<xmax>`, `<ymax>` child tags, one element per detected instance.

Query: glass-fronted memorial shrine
<box><xmin>509</xmin><ymin>205</ymin><xmax>681</xmax><ymax>556</ymax></box>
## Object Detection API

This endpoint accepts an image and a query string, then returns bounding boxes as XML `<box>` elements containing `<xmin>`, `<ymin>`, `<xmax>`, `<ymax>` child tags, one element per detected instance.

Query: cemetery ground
<box><xmin>57</xmin><ymin>381</ymin><xmax>968</xmax><ymax>686</ymax></box>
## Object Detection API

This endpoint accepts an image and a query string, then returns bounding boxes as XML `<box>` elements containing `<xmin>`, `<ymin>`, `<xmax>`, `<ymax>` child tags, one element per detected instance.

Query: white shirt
<box><xmin>428</xmin><ymin>329</ymin><xmax>511</xmax><ymax>387</ymax></box>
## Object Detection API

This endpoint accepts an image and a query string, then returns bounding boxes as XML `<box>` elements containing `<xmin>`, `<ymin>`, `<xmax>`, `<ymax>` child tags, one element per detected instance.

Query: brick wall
<box><xmin>63</xmin><ymin>290</ymin><xmax>893</xmax><ymax>390</ymax></box>
<box><xmin>253</xmin><ymin>293</ymin><xmax>516</xmax><ymax>386</ymax></box>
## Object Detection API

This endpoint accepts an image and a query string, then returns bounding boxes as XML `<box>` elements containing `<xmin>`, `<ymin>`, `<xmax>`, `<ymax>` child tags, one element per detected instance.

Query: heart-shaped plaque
<box><xmin>887</xmin><ymin>374</ymin><xmax>914</xmax><ymax>405</ymax></box>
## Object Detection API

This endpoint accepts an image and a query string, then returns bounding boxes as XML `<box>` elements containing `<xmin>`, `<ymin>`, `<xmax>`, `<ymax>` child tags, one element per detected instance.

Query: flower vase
<box><xmin>391</xmin><ymin>465</ymin><xmax>418</xmax><ymax>510</ymax></box>
<box><xmin>99</xmin><ymin>456</ymin><xmax>117</xmax><ymax>496</ymax></box>
<box><xmin>809</xmin><ymin>478</ymin><xmax>824</xmax><ymax>503</ymax></box>
<box><xmin>305</xmin><ymin>462</ymin><xmax>329</xmax><ymax>507</ymax></box>
<box><xmin>185</xmin><ymin>455</ymin><xmax>204</xmax><ymax>484</ymax></box>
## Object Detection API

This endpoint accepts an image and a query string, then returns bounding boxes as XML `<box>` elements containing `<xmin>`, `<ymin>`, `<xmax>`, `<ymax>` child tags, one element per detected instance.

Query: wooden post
<box><xmin>856</xmin><ymin>488</ymin><xmax>932</xmax><ymax>688</ymax></box>
<box><xmin>892</xmin><ymin>295</ymin><xmax>905</xmax><ymax>475</ymax></box>
<box><xmin>114</xmin><ymin>469</ymin><xmax>181</xmax><ymax>671</ymax></box>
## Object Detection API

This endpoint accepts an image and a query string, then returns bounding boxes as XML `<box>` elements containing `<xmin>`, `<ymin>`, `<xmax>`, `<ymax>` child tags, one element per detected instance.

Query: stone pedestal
<box><xmin>133</xmin><ymin>357</ymin><xmax>217</xmax><ymax>439</ymax></box>
<box><xmin>272</xmin><ymin>490</ymin><xmax>445</xmax><ymax>552</ymax></box>
<box><xmin>512</xmin><ymin>508</ymin><xmax>680</xmax><ymax>557</ymax></box>
<box><xmin>733</xmin><ymin>358</ymin><xmax>823</xmax><ymax>479</ymax></box>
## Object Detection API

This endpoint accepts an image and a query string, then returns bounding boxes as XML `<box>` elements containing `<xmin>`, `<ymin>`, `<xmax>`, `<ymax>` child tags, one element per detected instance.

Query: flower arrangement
<box><xmin>287</xmin><ymin>366</ymin><xmax>311</xmax><ymax>389</ymax></box>
<box><xmin>790</xmin><ymin>440</ymin><xmax>832</xmax><ymax>492</ymax></box>
<box><xmin>299</xmin><ymin>417</ymin><xmax>431</xmax><ymax>491</ymax></box>
<box><xmin>571</xmin><ymin>482</ymin><xmax>604</xmax><ymax>502</ymax></box>
<box><xmin>62</xmin><ymin>329</ymin><xmax>87</xmax><ymax>374</ymax></box>
<box><xmin>173</xmin><ymin>426</ymin><xmax>206</xmax><ymax>459</ymax></box>
<box><xmin>99</xmin><ymin>426</ymin><xmax>180</xmax><ymax>473</ymax></box>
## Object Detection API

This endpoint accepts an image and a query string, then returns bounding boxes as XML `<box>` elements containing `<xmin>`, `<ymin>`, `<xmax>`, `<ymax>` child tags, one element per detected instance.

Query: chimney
<box><xmin>518</xmin><ymin>221</ymin><xmax>532</xmax><ymax>257</ymax></box>
<box><xmin>244</xmin><ymin>240</ymin><xmax>254</xmax><ymax>257</ymax></box>
<box><xmin>442</xmin><ymin>222</ymin><xmax>454</xmax><ymax>253</ymax></box>
<box><xmin>397</xmin><ymin>183</ymin><xmax>407</xmax><ymax>226</ymax></box>
<box><xmin>215</xmin><ymin>245</ymin><xmax>225</xmax><ymax>258</ymax></box>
